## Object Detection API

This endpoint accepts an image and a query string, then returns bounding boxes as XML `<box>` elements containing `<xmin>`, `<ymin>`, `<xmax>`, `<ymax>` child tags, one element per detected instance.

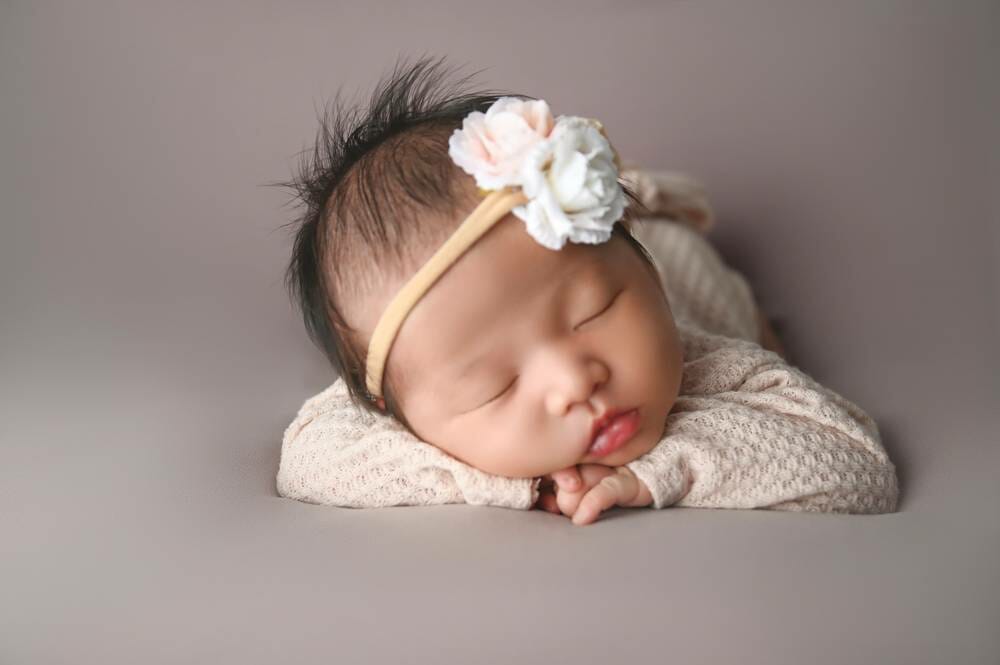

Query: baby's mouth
<box><xmin>586</xmin><ymin>408</ymin><xmax>641</xmax><ymax>458</ymax></box>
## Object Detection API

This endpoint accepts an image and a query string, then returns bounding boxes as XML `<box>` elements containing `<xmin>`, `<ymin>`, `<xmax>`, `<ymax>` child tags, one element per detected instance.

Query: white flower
<box><xmin>447</xmin><ymin>97</ymin><xmax>555</xmax><ymax>190</ymax></box>
<box><xmin>512</xmin><ymin>116</ymin><xmax>626</xmax><ymax>250</ymax></box>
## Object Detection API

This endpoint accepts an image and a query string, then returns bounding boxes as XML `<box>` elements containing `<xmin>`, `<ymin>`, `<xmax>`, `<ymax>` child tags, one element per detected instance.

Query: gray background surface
<box><xmin>2</xmin><ymin>1</ymin><xmax>998</xmax><ymax>663</ymax></box>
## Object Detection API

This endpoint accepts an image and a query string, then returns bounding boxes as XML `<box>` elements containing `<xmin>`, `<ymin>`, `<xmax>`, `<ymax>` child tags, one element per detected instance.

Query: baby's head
<box><xmin>282</xmin><ymin>57</ymin><xmax>684</xmax><ymax>478</ymax></box>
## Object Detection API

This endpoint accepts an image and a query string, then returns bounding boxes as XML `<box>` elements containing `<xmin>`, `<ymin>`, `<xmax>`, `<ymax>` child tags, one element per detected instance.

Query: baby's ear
<box><xmin>376</xmin><ymin>397</ymin><xmax>386</xmax><ymax>411</ymax></box>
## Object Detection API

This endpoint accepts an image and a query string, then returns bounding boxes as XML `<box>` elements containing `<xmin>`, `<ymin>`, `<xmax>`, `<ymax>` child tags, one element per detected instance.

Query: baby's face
<box><xmin>358</xmin><ymin>215</ymin><xmax>684</xmax><ymax>479</ymax></box>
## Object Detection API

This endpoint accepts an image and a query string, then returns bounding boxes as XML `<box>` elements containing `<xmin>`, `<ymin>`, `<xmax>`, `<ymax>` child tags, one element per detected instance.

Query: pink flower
<box><xmin>448</xmin><ymin>97</ymin><xmax>555</xmax><ymax>190</ymax></box>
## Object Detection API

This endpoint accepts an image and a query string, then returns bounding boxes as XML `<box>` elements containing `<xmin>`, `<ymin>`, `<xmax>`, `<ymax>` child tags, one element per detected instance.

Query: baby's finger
<box><xmin>578</xmin><ymin>464</ymin><xmax>615</xmax><ymax>486</ymax></box>
<box><xmin>538</xmin><ymin>491</ymin><xmax>560</xmax><ymax>514</ymax></box>
<box><xmin>550</xmin><ymin>466</ymin><xmax>582</xmax><ymax>493</ymax></box>
<box><xmin>555</xmin><ymin>465</ymin><xmax>615</xmax><ymax>517</ymax></box>
<box><xmin>555</xmin><ymin>483</ymin><xmax>586</xmax><ymax>518</ymax></box>
<box><xmin>572</xmin><ymin>475</ymin><xmax>628</xmax><ymax>525</ymax></box>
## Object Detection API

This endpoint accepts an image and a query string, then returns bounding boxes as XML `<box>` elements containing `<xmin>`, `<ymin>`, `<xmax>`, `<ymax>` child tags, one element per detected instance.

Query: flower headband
<box><xmin>365</xmin><ymin>97</ymin><xmax>627</xmax><ymax>403</ymax></box>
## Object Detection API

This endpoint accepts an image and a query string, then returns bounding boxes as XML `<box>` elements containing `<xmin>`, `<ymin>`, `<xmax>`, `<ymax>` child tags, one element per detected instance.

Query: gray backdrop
<box><xmin>2</xmin><ymin>1</ymin><xmax>998</xmax><ymax>664</ymax></box>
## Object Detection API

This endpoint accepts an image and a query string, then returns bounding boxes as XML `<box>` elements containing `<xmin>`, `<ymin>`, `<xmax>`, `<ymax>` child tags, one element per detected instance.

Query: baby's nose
<box><xmin>542</xmin><ymin>358</ymin><xmax>609</xmax><ymax>416</ymax></box>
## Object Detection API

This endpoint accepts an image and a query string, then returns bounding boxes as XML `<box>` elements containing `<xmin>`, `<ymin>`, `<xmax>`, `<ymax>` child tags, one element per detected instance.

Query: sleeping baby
<box><xmin>275</xmin><ymin>57</ymin><xmax>899</xmax><ymax>525</ymax></box>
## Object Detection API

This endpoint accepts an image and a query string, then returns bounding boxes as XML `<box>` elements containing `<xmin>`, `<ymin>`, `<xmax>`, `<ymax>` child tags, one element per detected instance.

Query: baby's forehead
<box><xmin>434</xmin><ymin>218</ymin><xmax>615</xmax><ymax>312</ymax></box>
<box><xmin>391</xmin><ymin>218</ymin><xmax>627</xmax><ymax>378</ymax></box>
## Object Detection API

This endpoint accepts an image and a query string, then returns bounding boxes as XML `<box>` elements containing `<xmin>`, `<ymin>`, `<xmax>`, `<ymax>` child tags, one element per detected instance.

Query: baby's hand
<box><xmin>537</xmin><ymin>464</ymin><xmax>653</xmax><ymax>526</ymax></box>
<box><xmin>534</xmin><ymin>466</ymin><xmax>606</xmax><ymax>516</ymax></box>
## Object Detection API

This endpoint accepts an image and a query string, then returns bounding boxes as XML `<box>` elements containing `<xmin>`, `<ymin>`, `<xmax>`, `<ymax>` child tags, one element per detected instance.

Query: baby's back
<box><xmin>629</xmin><ymin>218</ymin><xmax>760</xmax><ymax>343</ymax></box>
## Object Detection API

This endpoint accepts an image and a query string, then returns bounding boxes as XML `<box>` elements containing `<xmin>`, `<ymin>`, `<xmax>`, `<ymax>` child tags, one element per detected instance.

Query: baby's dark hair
<box><xmin>276</xmin><ymin>55</ymin><xmax>655</xmax><ymax>431</ymax></box>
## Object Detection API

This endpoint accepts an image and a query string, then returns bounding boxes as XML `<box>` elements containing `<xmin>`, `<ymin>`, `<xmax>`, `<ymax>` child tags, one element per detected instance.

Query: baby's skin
<box><xmin>538</xmin><ymin>464</ymin><xmax>654</xmax><ymax>525</ymax></box>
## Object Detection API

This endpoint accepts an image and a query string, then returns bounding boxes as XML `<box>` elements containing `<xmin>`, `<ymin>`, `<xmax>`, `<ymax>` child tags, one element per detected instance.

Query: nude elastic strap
<box><xmin>365</xmin><ymin>186</ymin><xmax>529</xmax><ymax>400</ymax></box>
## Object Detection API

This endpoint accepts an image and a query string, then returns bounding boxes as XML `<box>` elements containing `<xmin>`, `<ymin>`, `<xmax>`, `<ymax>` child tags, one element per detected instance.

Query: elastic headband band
<box><xmin>365</xmin><ymin>187</ymin><xmax>528</xmax><ymax>399</ymax></box>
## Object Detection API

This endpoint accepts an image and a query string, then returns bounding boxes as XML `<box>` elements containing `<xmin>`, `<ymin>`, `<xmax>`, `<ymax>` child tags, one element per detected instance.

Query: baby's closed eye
<box><xmin>477</xmin><ymin>288</ymin><xmax>625</xmax><ymax>408</ymax></box>
<box><xmin>574</xmin><ymin>288</ymin><xmax>623</xmax><ymax>331</ymax></box>
<box><xmin>480</xmin><ymin>375</ymin><xmax>517</xmax><ymax>407</ymax></box>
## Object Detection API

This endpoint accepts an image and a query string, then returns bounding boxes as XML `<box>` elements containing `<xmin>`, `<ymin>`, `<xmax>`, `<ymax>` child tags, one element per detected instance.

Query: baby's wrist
<box><xmin>617</xmin><ymin>466</ymin><xmax>653</xmax><ymax>507</ymax></box>
<box><xmin>632</xmin><ymin>473</ymin><xmax>654</xmax><ymax>507</ymax></box>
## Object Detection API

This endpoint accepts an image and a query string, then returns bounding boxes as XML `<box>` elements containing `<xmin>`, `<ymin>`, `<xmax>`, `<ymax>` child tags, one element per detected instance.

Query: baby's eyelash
<box><xmin>574</xmin><ymin>289</ymin><xmax>623</xmax><ymax>330</ymax></box>
<box><xmin>482</xmin><ymin>375</ymin><xmax>517</xmax><ymax>406</ymax></box>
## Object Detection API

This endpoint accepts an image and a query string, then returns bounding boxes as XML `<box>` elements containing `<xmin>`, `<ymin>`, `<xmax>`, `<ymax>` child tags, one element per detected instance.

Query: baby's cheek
<box><xmin>622</xmin><ymin>309</ymin><xmax>672</xmax><ymax>377</ymax></box>
<box><xmin>631</xmin><ymin>305</ymin><xmax>682</xmax><ymax>430</ymax></box>
<box><xmin>467</xmin><ymin>416</ymin><xmax>547</xmax><ymax>478</ymax></box>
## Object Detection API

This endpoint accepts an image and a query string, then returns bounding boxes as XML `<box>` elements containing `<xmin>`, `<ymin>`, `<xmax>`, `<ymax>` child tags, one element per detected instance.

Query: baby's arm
<box><xmin>277</xmin><ymin>380</ymin><xmax>539</xmax><ymax>509</ymax></box>
<box><xmin>624</xmin><ymin>323</ymin><xmax>899</xmax><ymax>514</ymax></box>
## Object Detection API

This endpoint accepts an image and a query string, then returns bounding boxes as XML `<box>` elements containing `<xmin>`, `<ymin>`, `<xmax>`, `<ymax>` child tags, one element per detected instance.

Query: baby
<box><xmin>275</xmin><ymin>57</ymin><xmax>899</xmax><ymax>525</ymax></box>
